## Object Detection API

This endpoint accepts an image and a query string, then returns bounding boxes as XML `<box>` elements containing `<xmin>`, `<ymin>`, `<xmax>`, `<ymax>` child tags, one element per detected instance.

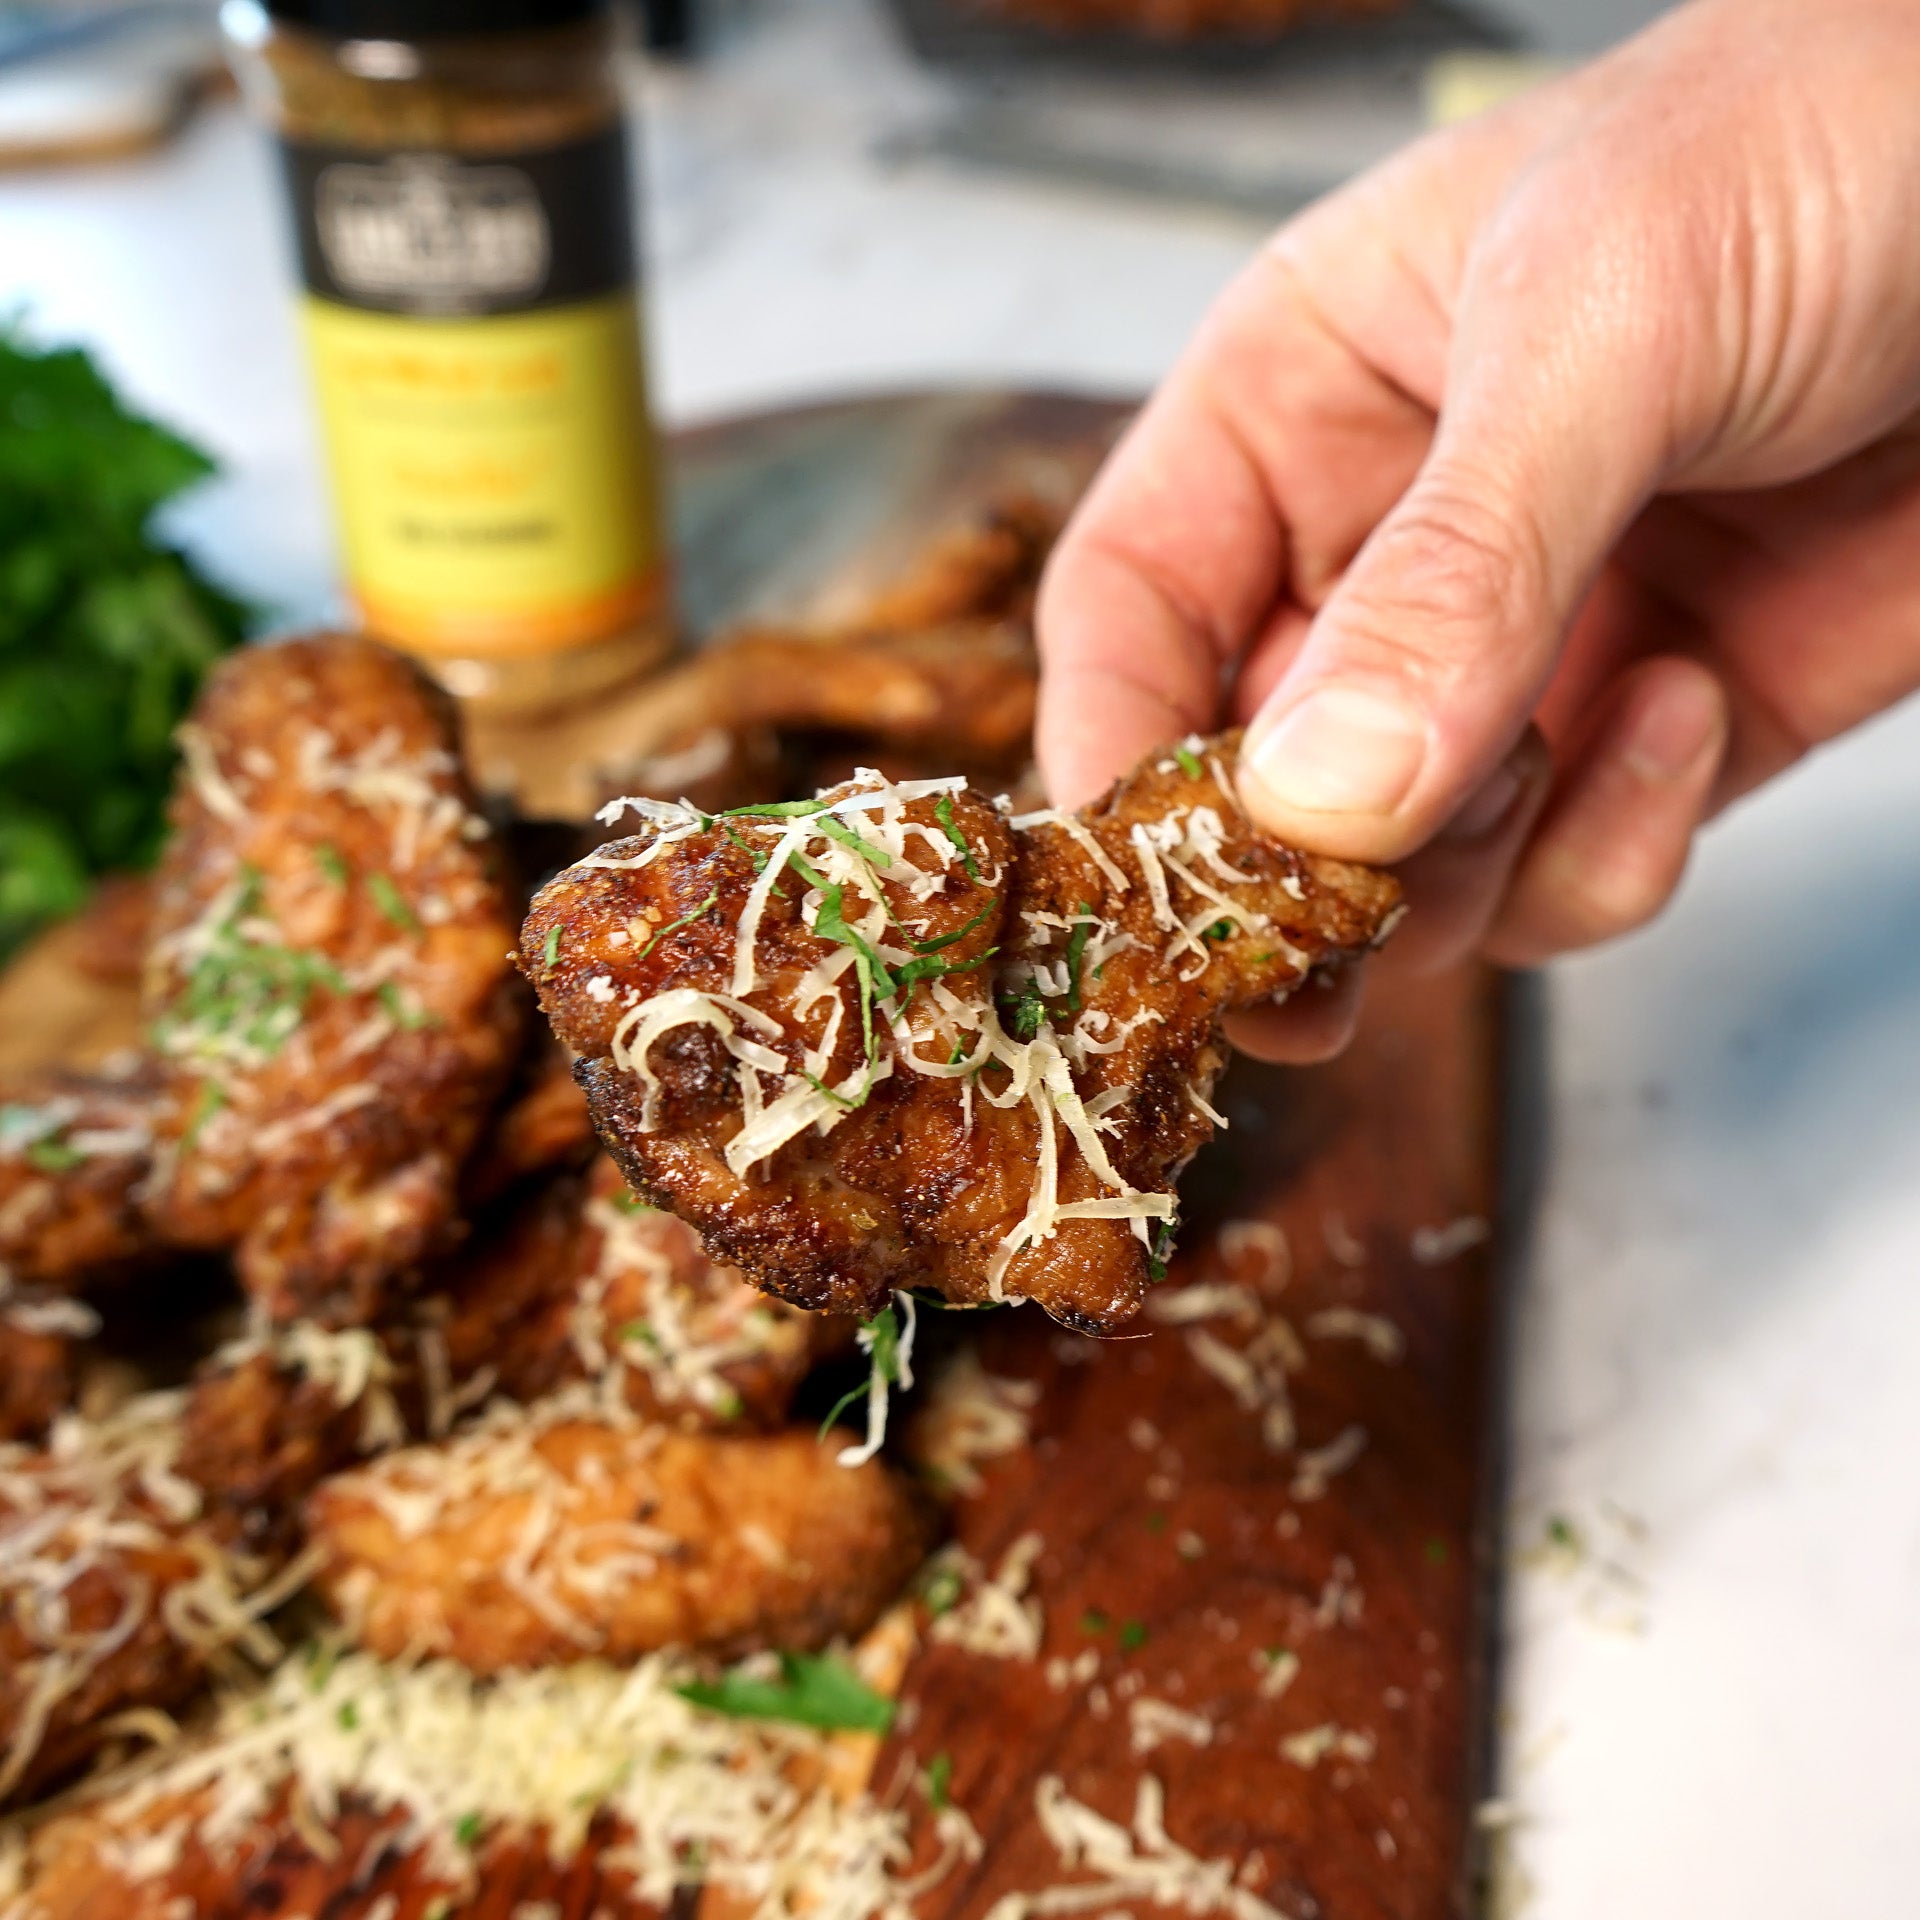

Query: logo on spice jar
<box><xmin>316</xmin><ymin>155</ymin><xmax>549</xmax><ymax>311</ymax></box>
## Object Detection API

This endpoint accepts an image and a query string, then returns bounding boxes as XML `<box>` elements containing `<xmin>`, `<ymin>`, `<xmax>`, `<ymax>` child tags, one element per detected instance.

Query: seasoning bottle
<box><xmin>222</xmin><ymin>0</ymin><xmax>673</xmax><ymax>715</ymax></box>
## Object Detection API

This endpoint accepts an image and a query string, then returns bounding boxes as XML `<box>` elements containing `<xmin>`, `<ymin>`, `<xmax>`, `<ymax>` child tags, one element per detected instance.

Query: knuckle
<box><xmin>1337</xmin><ymin>484</ymin><xmax>1542</xmax><ymax>689</ymax></box>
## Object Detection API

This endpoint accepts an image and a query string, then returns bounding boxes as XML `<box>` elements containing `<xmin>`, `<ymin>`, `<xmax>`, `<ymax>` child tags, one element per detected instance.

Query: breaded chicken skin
<box><xmin>308</xmin><ymin>1408</ymin><xmax>929</xmax><ymax>1672</ymax></box>
<box><xmin>142</xmin><ymin>636</ymin><xmax>525</xmax><ymax>1327</ymax></box>
<box><xmin>0</xmin><ymin>1395</ymin><xmax>282</xmax><ymax>1806</ymax></box>
<box><xmin>523</xmin><ymin>733</ymin><xmax>1399</xmax><ymax>1331</ymax></box>
<box><xmin>0</xmin><ymin>1061</ymin><xmax>161</xmax><ymax>1289</ymax></box>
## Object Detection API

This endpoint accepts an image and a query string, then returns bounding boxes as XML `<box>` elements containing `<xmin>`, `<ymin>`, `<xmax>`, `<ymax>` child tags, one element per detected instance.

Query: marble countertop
<box><xmin>3</xmin><ymin>2</ymin><xmax>1914</xmax><ymax>1909</ymax></box>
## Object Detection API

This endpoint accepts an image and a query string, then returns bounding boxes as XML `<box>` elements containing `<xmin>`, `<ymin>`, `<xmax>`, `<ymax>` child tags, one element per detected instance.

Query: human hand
<box><xmin>1036</xmin><ymin>0</ymin><xmax>1920</xmax><ymax>1060</ymax></box>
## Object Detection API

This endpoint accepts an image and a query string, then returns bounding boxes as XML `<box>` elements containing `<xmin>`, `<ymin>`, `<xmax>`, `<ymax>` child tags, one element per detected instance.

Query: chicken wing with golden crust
<box><xmin>523</xmin><ymin>734</ymin><xmax>1400</xmax><ymax>1332</ymax></box>
<box><xmin>141</xmin><ymin>635</ymin><xmax>525</xmax><ymax>1327</ymax></box>
<box><xmin>440</xmin><ymin>1157</ymin><xmax>843</xmax><ymax>1432</ymax></box>
<box><xmin>307</xmin><ymin>1407</ymin><xmax>930</xmax><ymax>1671</ymax></box>
<box><xmin>0</xmin><ymin>1394</ymin><xmax>288</xmax><ymax>1807</ymax></box>
<box><xmin>0</xmin><ymin>1060</ymin><xmax>161</xmax><ymax>1290</ymax></box>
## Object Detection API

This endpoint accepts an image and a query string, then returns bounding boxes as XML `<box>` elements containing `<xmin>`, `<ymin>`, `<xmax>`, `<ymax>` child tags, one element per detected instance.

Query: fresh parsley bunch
<box><xmin>0</xmin><ymin>327</ymin><xmax>250</xmax><ymax>955</ymax></box>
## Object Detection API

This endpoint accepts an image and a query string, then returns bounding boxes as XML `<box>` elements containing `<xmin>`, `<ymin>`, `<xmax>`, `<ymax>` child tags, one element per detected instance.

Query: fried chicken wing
<box><xmin>141</xmin><ymin>635</ymin><xmax>525</xmax><ymax>1326</ymax></box>
<box><xmin>0</xmin><ymin>1061</ymin><xmax>161</xmax><ymax>1289</ymax></box>
<box><xmin>523</xmin><ymin>734</ymin><xmax>1400</xmax><ymax>1331</ymax></box>
<box><xmin>457</xmin><ymin>1034</ymin><xmax>596</xmax><ymax>1207</ymax></box>
<box><xmin>8</xmin><ymin>1782</ymin><xmax>658</xmax><ymax>1920</ymax></box>
<box><xmin>441</xmin><ymin>1158</ymin><xmax>843</xmax><ymax>1431</ymax></box>
<box><xmin>0</xmin><ymin>1395</ymin><xmax>285</xmax><ymax>1807</ymax></box>
<box><xmin>176</xmin><ymin>1319</ymin><xmax>414</xmax><ymax>1554</ymax></box>
<box><xmin>307</xmin><ymin>1408</ymin><xmax>929</xmax><ymax>1671</ymax></box>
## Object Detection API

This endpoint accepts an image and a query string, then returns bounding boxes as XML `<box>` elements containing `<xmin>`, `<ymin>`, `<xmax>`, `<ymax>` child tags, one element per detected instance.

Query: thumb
<box><xmin>1238</xmin><ymin>216</ymin><xmax>1680</xmax><ymax>863</ymax></box>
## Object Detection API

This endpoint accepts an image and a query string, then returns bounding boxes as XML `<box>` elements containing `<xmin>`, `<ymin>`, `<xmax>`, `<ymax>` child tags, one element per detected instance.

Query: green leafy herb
<box><xmin>1118</xmin><ymin>1618</ymin><xmax>1149</xmax><ymax>1651</ymax></box>
<box><xmin>676</xmin><ymin>1652</ymin><xmax>895</xmax><ymax>1734</ymax></box>
<box><xmin>314</xmin><ymin>843</ymin><xmax>349</xmax><ymax>886</ymax></box>
<box><xmin>376</xmin><ymin>979</ymin><xmax>432</xmax><ymax>1031</ymax></box>
<box><xmin>1545</xmin><ymin>1514</ymin><xmax>1581</xmax><ymax>1553</ymax></box>
<box><xmin>152</xmin><ymin>866</ymin><xmax>346</xmax><ymax>1066</ymax></box>
<box><xmin>453</xmin><ymin>1812</ymin><xmax>483</xmax><ymax>1848</ymax></box>
<box><xmin>891</xmin><ymin>945</ymin><xmax>995</xmax><ymax>996</ymax></box>
<box><xmin>818</xmin><ymin>1302</ymin><xmax>903</xmax><ymax>1441</ymax></box>
<box><xmin>620</xmin><ymin>1320</ymin><xmax>660</xmax><ymax>1349</ymax></box>
<box><xmin>1079</xmin><ymin>1608</ymin><xmax>1110</xmax><ymax>1636</ymax></box>
<box><xmin>337</xmin><ymin>1700</ymin><xmax>360</xmax><ymax>1731</ymax></box>
<box><xmin>1064</xmin><ymin>904</ymin><xmax>1094</xmax><ymax>1013</ymax></box>
<box><xmin>721</xmin><ymin>821</ymin><xmax>770</xmax><ymax>872</ymax></box>
<box><xmin>920</xmin><ymin>1563</ymin><xmax>964</xmax><ymax>1617</ymax></box>
<box><xmin>367</xmin><ymin>871</ymin><xmax>419</xmax><ymax>935</ymax></box>
<box><xmin>816</xmin><ymin>816</ymin><xmax>893</xmax><ymax>868</ymax></box>
<box><xmin>1205</xmin><ymin>919</ymin><xmax>1234</xmax><ymax>942</ymax></box>
<box><xmin>25</xmin><ymin>1136</ymin><xmax>83</xmax><ymax>1174</ymax></box>
<box><xmin>713</xmin><ymin>1387</ymin><xmax>745</xmax><ymax>1421</ymax></box>
<box><xmin>933</xmin><ymin>795</ymin><xmax>981</xmax><ymax>880</ymax></box>
<box><xmin>0</xmin><ymin>326</ymin><xmax>251</xmax><ymax>957</ymax></box>
<box><xmin>718</xmin><ymin>798</ymin><xmax>832</xmax><ymax>819</ymax></box>
<box><xmin>924</xmin><ymin>1751</ymin><xmax>953</xmax><ymax>1810</ymax></box>
<box><xmin>1000</xmin><ymin>987</ymin><xmax>1048</xmax><ymax>1042</ymax></box>
<box><xmin>305</xmin><ymin>1641</ymin><xmax>341</xmax><ymax>1693</ymax></box>
<box><xmin>610</xmin><ymin>1189</ymin><xmax>654</xmax><ymax>1215</ymax></box>
<box><xmin>635</xmin><ymin>888</ymin><xmax>720</xmax><ymax>962</ymax></box>
<box><xmin>1145</xmin><ymin>1218</ymin><xmax>1178</xmax><ymax>1284</ymax></box>
<box><xmin>1174</xmin><ymin>745</ymin><xmax>1204</xmax><ymax>780</ymax></box>
<box><xmin>181</xmin><ymin>1080</ymin><xmax>225</xmax><ymax>1149</ymax></box>
<box><xmin>542</xmin><ymin>924</ymin><xmax>560</xmax><ymax>970</ymax></box>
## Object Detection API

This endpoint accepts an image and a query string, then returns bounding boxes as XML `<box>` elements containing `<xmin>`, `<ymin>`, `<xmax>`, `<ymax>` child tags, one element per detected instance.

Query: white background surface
<box><xmin>3</xmin><ymin>1</ymin><xmax>1917</xmax><ymax>1911</ymax></box>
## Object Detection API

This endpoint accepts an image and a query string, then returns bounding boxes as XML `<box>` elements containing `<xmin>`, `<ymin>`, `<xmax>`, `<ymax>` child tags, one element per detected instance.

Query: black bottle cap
<box><xmin>266</xmin><ymin>0</ymin><xmax>612</xmax><ymax>36</ymax></box>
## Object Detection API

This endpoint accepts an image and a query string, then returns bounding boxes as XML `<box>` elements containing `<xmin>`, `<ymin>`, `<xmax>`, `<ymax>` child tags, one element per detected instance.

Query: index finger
<box><xmin>1035</xmin><ymin>361</ymin><xmax>1289</xmax><ymax>809</ymax></box>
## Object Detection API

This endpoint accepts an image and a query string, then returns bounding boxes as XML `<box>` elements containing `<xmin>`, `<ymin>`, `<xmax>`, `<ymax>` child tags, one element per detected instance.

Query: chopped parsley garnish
<box><xmin>337</xmin><ymin>1700</ymin><xmax>359</xmax><ymax>1731</ymax></box>
<box><xmin>1205</xmin><ymin>919</ymin><xmax>1234</xmax><ymax>942</ymax></box>
<box><xmin>1079</xmin><ymin>1608</ymin><xmax>1110</xmax><ymax>1636</ymax></box>
<box><xmin>304</xmin><ymin>1641</ymin><xmax>341</xmax><ymax>1692</ymax></box>
<box><xmin>1145</xmin><ymin>1218</ymin><xmax>1178</xmax><ymax>1284</ymax></box>
<box><xmin>1064</xmin><ymin>904</ymin><xmax>1094</xmax><ymax>1012</ymax></box>
<box><xmin>1545</xmin><ymin>1514</ymin><xmax>1581</xmax><ymax>1552</ymax></box>
<box><xmin>933</xmin><ymin>795</ymin><xmax>981</xmax><ymax>880</ymax></box>
<box><xmin>719</xmin><ymin>798</ymin><xmax>836</xmax><ymax>819</ymax></box>
<box><xmin>453</xmin><ymin>1812</ymin><xmax>483</xmax><ymax>1848</ymax></box>
<box><xmin>619</xmin><ymin>1320</ymin><xmax>659</xmax><ymax>1349</ymax></box>
<box><xmin>676</xmin><ymin>1652</ymin><xmax>895</xmax><ymax>1734</ymax></box>
<box><xmin>721</xmin><ymin>821</ymin><xmax>770</xmax><ymax>873</ymax></box>
<box><xmin>817</xmin><ymin>816</ymin><xmax>893</xmax><ymax>868</ymax></box>
<box><xmin>25</xmin><ymin>1136</ymin><xmax>83</xmax><ymax>1174</ymax></box>
<box><xmin>1000</xmin><ymin>987</ymin><xmax>1048</xmax><ymax>1042</ymax></box>
<box><xmin>542</xmin><ymin>924</ymin><xmax>560</xmax><ymax>970</ymax></box>
<box><xmin>1118</xmin><ymin>1618</ymin><xmax>1149</xmax><ymax>1651</ymax></box>
<box><xmin>376</xmin><ymin>980</ymin><xmax>432</xmax><ymax>1031</ymax></box>
<box><xmin>713</xmin><ymin>1387</ymin><xmax>745</xmax><ymax>1420</ymax></box>
<box><xmin>635</xmin><ymin>887</ymin><xmax>720</xmax><ymax>962</ymax></box>
<box><xmin>818</xmin><ymin>1302</ymin><xmax>904</xmax><ymax>1440</ymax></box>
<box><xmin>367</xmin><ymin>871</ymin><xmax>420</xmax><ymax>934</ymax></box>
<box><xmin>152</xmin><ymin>865</ymin><xmax>347</xmax><ymax>1066</ymax></box>
<box><xmin>924</xmin><ymin>1751</ymin><xmax>953</xmax><ymax>1810</ymax></box>
<box><xmin>314</xmin><ymin>843</ymin><xmax>349</xmax><ymax>886</ymax></box>
<box><xmin>610</xmin><ymin>1189</ymin><xmax>654</xmax><ymax>1215</ymax></box>
<box><xmin>1174</xmin><ymin>744</ymin><xmax>1204</xmax><ymax>780</ymax></box>
<box><xmin>181</xmin><ymin>1080</ymin><xmax>225</xmax><ymax>1148</ymax></box>
<box><xmin>920</xmin><ymin>1563</ymin><xmax>964</xmax><ymax>1617</ymax></box>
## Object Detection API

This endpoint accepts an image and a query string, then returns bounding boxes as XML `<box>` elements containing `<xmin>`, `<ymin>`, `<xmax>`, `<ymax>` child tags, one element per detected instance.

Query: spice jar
<box><xmin>222</xmin><ymin>0</ymin><xmax>673</xmax><ymax>715</ymax></box>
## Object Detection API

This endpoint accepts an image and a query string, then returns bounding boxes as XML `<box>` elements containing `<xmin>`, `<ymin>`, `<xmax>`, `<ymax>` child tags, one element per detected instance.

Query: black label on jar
<box><xmin>282</xmin><ymin>121</ymin><xmax>636</xmax><ymax>318</ymax></box>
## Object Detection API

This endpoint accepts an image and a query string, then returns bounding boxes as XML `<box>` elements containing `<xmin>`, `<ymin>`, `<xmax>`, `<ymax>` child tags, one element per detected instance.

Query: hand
<box><xmin>1036</xmin><ymin>0</ymin><xmax>1920</xmax><ymax>1060</ymax></box>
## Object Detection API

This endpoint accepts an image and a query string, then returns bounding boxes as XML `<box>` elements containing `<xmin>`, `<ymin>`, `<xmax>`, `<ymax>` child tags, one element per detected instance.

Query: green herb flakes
<box><xmin>924</xmin><ymin>1751</ymin><xmax>953</xmax><ymax>1810</ymax></box>
<box><xmin>635</xmin><ymin>888</ymin><xmax>721</xmax><ymax>962</ymax></box>
<box><xmin>933</xmin><ymin>795</ymin><xmax>981</xmax><ymax>880</ymax></box>
<box><xmin>675</xmin><ymin>1652</ymin><xmax>895</xmax><ymax>1734</ymax></box>
<box><xmin>367</xmin><ymin>871</ymin><xmax>420</xmax><ymax>935</ymax></box>
<box><xmin>1174</xmin><ymin>745</ymin><xmax>1204</xmax><ymax>780</ymax></box>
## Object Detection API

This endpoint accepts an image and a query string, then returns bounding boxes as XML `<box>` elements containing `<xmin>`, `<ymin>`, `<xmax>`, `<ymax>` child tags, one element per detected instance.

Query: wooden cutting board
<box><xmin>0</xmin><ymin>391</ymin><xmax>1523</xmax><ymax>1920</ymax></box>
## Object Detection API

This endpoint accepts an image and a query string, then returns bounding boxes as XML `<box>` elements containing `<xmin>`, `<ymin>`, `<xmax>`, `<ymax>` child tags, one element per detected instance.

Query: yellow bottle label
<box><xmin>301</xmin><ymin>290</ymin><xmax>664</xmax><ymax>661</ymax></box>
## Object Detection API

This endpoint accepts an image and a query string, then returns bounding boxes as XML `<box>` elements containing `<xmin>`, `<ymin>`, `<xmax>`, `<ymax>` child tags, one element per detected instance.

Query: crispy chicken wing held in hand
<box><xmin>308</xmin><ymin>1407</ymin><xmax>929</xmax><ymax>1672</ymax></box>
<box><xmin>523</xmin><ymin>733</ymin><xmax>1400</xmax><ymax>1332</ymax></box>
<box><xmin>142</xmin><ymin>635</ymin><xmax>526</xmax><ymax>1327</ymax></box>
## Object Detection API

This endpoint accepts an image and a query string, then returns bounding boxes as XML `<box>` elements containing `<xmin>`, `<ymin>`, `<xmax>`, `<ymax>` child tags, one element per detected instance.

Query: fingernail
<box><xmin>1441</xmin><ymin>761</ymin><xmax>1524</xmax><ymax>842</ymax></box>
<box><xmin>1244</xmin><ymin>686</ymin><xmax>1428</xmax><ymax>819</ymax></box>
<box><xmin>1622</xmin><ymin>675</ymin><xmax>1724</xmax><ymax>783</ymax></box>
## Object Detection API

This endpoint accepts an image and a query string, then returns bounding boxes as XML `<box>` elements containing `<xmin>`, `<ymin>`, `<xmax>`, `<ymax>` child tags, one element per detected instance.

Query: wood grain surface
<box><xmin>884</xmin><ymin>961</ymin><xmax>1513</xmax><ymax>1920</ymax></box>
